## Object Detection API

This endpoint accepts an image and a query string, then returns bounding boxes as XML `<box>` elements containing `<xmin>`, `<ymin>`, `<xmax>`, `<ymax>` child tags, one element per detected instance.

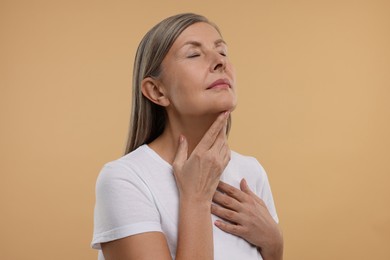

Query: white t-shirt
<box><xmin>91</xmin><ymin>144</ymin><xmax>278</xmax><ymax>260</ymax></box>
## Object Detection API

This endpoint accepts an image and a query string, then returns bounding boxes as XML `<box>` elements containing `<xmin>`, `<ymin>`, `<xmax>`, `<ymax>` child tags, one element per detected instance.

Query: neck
<box><xmin>148</xmin><ymin>113</ymin><xmax>222</xmax><ymax>165</ymax></box>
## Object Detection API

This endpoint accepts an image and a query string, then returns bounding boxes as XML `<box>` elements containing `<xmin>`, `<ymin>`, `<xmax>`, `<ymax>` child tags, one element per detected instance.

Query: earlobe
<box><xmin>141</xmin><ymin>77</ymin><xmax>170</xmax><ymax>107</ymax></box>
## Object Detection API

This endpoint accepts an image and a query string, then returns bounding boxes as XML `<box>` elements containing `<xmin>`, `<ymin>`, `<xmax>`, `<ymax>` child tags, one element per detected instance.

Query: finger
<box><xmin>210</xmin><ymin>124</ymin><xmax>227</xmax><ymax>155</ymax></box>
<box><xmin>214</xmin><ymin>219</ymin><xmax>244</xmax><ymax>238</ymax></box>
<box><xmin>211</xmin><ymin>204</ymin><xmax>240</xmax><ymax>224</ymax></box>
<box><xmin>240</xmin><ymin>178</ymin><xmax>251</xmax><ymax>194</ymax></box>
<box><xmin>217</xmin><ymin>181</ymin><xmax>247</xmax><ymax>202</ymax></box>
<box><xmin>240</xmin><ymin>178</ymin><xmax>266</xmax><ymax>205</ymax></box>
<box><xmin>212</xmin><ymin>190</ymin><xmax>241</xmax><ymax>211</ymax></box>
<box><xmin>172</xmin><ymin>135</ymin><xmax>188</xmax><ymax>171</ymax></box>
<box><xmin>221</xmin><ymin>144</ymin><xmax>231</xmax><ymax>168</ymax></box>
<box><xmin>211</xmin><ymin>143</ymin><xmax>230</xmax><ymax>176</ymax></box>
<box><xmin>196</xmin><ymin>111</ymin><xmax>229</xmax><ymax>152</ymax></box>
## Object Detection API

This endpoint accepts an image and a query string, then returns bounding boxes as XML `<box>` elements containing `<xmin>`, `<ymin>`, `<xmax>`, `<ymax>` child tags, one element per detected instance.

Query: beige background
<box><xmin>1</xmin><ymin>0</ymin><xmax>389</xmax><ymax>259</ymax></box>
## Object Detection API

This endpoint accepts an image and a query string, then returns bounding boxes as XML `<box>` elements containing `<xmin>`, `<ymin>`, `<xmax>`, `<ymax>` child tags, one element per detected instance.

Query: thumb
<box><xmin>172</xmin><ymin>135</ymin><xmax>188</xmax><ymax>171</ymax></box>
<box><xmin>240</xmin><ymin>178</ymin><xmax>264</xmax><ymax>204</ymax></box>
<box><xmin>240</xmin><ymin>178</ymin><xmax>252</xmax><ymax>194</ymax></box>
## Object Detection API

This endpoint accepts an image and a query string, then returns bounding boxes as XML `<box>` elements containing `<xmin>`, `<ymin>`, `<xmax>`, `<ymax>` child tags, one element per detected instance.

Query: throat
<box><xmin>147</xmin><ymin>115</ymin><xmax>220</xmax><ymax>164</ymax></box>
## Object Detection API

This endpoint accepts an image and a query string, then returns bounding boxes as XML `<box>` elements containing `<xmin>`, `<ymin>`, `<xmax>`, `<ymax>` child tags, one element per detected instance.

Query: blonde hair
<box><xmin>125</xmin><ymin>13</ymin><xmax>231</xmax><ymax>154</ymax></box>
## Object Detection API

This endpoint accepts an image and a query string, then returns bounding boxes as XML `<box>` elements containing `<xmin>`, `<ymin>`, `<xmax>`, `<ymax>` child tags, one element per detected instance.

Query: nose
<box><xmin>210</xmin><ymin>52</ymin><xmax>226</xmax><ymax>72</ymax></box>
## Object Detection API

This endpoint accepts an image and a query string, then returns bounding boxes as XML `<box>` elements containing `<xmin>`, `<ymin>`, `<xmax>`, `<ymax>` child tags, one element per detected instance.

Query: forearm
<box><xmin>259</xmin><ymin>229</ymin><xmax>284</xmax><ymax>260</ymax></box>
<box><xmin>260</xmin><ymin>246</ymin><xmax>283</xmax><ymax>260</ymax></box>
<box><xmin>175</xmin><ymin>197</ymin><xmax>214</xmax><ymax>260</ymax></box>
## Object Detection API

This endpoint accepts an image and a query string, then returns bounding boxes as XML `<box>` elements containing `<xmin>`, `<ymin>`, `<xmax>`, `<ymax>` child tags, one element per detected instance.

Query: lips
<box><xmin>207</xmin><ymin>79</ymin><xmax>231</xmax><ymax>90</ymax></box>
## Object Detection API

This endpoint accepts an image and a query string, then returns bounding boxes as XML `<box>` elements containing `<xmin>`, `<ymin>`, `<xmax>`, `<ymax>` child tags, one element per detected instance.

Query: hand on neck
<box><xmin>148</xmin><ymin>113</ymin><xmax>224</xmax><ymax>165</ymax></box>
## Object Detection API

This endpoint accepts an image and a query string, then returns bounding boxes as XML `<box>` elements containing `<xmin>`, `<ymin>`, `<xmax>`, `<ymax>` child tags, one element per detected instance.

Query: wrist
<box><xmin>180</xmin><ymin>195</ymin><xmax>212</xmax><ymax>209</ymax></box>
<box><xmin>259</xmin><ymin>229</ymin><xmax>284</xmax><ymax>260</ymax></box>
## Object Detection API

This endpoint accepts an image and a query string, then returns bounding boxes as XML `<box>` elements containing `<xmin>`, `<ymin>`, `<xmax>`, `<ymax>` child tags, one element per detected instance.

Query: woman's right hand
<box><xmin>172</xmin><ymin>111</ymin><xmax>231</xmax><ymax>203</ymax></box>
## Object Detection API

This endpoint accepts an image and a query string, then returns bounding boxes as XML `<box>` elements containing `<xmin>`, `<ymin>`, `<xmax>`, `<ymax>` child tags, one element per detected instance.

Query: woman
<box><xmin>92</xmin><ymin>13</ymin><xmax>283</xmax><ymax>260</ymax></box>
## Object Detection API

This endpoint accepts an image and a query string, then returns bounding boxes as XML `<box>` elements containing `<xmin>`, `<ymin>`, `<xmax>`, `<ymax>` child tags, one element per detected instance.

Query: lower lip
<box><xmin>208</xmin><ymin>84</ymin><xmax>230</xmax><ymax>90</ymax></box>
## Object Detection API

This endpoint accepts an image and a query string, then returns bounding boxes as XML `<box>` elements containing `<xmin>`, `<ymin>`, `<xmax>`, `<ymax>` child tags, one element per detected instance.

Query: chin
<box><xmin>220</xmin><ymin>96</ymin><xmax>237</xmax><ymax>111</ymax></box>
<box><xmin>212</xmin><ymin>100</ymin><xmax>237</xmax><ymax>113</ymax></box>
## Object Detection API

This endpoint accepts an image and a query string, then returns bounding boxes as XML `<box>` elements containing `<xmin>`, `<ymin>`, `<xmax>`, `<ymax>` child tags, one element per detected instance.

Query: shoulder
<box><xmin>92</xmin><ymin>145</ymin><xmax>165</xmax><ymax>250</ymax></box>
<box><xmin>96</xmin><ymin>145</ymin><xmax>154</xmax><ymax>188</ymax></box>
<box><xmin>229</xmin><ymin>150</ymin><xmax>266</xmax><ymax>175</ymax></box>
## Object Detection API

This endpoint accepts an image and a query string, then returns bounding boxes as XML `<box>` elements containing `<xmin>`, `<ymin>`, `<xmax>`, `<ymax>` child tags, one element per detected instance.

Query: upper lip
<box><xmin>207</xmin><ymin>78</ymin><xmax>231</xmax><ymax>89</ymax></box>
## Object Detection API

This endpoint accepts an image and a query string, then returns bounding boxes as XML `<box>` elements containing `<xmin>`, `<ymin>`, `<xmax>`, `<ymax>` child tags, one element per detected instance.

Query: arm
<box><xmin>101</xmin><ymin>111</ymin><xmax>230</xmax><ymax>260</ymax></box>
<box><xmin>101</xmin><ymin>232</ymin><xmax>171</xmax><ymax>260</ymax></box>
<box><xmin>101</xmin><ymin>199</ymin><xmax>215</xmax><ymax>260</ymax></box>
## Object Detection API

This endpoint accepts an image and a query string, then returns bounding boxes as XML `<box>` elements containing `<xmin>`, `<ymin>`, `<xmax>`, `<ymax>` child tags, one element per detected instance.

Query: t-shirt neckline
<box><xmin>142</xmin><ymin>144</ymin><xmax>173</xmax><ymax>169</ymax></box>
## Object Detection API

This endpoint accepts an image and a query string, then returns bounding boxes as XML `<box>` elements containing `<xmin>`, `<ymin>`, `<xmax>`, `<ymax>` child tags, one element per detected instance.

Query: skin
<box><xmin>144</xmin><ymin>22</ymin><xmax>237</xmax><ymax>158</ymax></box>
<box><xmin>212</xmin><ymin>180</ymin><xmax>284</xmax><ymax>259</ymax></box>
<box><xmin>101</xmin><ymin>22</ymin><xmax>283</xmax><ymax>260</ymax></box>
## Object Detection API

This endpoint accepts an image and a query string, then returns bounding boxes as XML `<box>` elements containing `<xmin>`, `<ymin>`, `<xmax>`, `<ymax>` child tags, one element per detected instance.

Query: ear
<box><xmin>141</xmin><ymin>77</ymin><xmax>170</xmax><ymax>107</ymax></box>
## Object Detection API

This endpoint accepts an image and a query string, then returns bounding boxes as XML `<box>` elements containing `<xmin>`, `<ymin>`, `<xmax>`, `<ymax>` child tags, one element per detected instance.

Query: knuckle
<box><xmin>172</xmin><ymin>161</ymin><xmax>180</xmax><ymax>170</ymax></box>
<box><xmin>225</xmin><ymin>210</ymin><xmax>235</xmax><ymax>220</ymax></box>
<box><xmin>205</xmin><ymin>152</ymin><xmax>218</xmax><ymax>164</ymax></box>
<box><xmin>257</xmin><ymin>198</ymin><xmax>266</xmax><ymax>207</ymax></box>
<box><xmin>222</xmin><ymin>197</ymin><xmax>232</xmax><ymax>207</ymax></box>
<box><xmin>231</xmin><ymin>224</ymin><xmax>239</xmax><ymax>234</ymax></box>
<box><xmin>192</xmin><ymin>151</ymin><xmax>202</xmax><ymax>160</ymax></box>
<box><xmin>247</xmin><ymin>197</ymin><xmax>257</xmax><ymax>206</ymax></box>
<box><xmin>215</xmin><ymin>162</ymin><xmax>223</xmax><ymax>172</ymax></box>
<box><xmin>225</xmin><ymin>186</ymin><xmax>236</xmax><ymax>197</ymax></box>
<box><xmin>241</xmin><ymin>226</ymin><xmax>249</xmax><ymax>236</ymax></box>
<box><xmin>211</xmin><ymin>155</ymin><xmax>219</xmax><ymax>165</ymax></box>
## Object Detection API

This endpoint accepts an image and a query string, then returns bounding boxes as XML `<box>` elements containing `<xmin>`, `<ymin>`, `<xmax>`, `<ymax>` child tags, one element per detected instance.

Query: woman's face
<box><xmin>158</xmin><ymin>22</ymin><xmax>237</xmax><ymax>117</ymax></box>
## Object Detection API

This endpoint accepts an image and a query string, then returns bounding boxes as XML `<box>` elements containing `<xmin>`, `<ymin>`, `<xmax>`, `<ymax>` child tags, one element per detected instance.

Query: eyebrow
<box><xmin>182</xmin><ymin>39</ymin><xmax>227</xmax><ymax>48</ymax></box>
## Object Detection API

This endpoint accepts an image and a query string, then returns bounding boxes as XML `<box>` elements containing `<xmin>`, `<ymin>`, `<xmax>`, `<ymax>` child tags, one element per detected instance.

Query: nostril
<box><xmin>214</xmin><ymin>63</ymin><xmax>224</xmax><ymax>71</ymax></box>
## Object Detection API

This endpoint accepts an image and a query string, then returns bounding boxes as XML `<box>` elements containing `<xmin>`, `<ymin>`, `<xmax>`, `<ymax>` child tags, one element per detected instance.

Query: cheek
<box><xmin>227</xmin><ymin>64</ymin><xmax>237</xmax><ymax>89</ymax></box>
<box><xmin>173</xmin><ymin>70</ymin><xmax>201</xmax><ymax>94</ymax></box>
<box><xmin>226</xmin><ymin>62</ymin><xmax>236</xmax><ymax>78</ymax></box>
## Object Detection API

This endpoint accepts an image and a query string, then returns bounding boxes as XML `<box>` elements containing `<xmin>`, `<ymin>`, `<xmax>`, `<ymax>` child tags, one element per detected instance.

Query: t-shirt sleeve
<box><xmin>91</xmin><ymin>162</ymin><xmax>162</xmax><ymax>249</ymax></box>
<box><xmin>252</xmin><ymin>158</ymin><xmax>279</xmax><ymax>223</ymax></box>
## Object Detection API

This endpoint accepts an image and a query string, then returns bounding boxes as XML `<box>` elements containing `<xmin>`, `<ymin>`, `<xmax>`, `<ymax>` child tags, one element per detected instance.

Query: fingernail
<box><xmin>179</xmin><ymin>135</ymin><xmax>184</xmax><ymax>143</ymax></box>
<box><xmin>224</xmin><ymin>111</ymin><xmax>230</xmax><ymax>118</ymax></box>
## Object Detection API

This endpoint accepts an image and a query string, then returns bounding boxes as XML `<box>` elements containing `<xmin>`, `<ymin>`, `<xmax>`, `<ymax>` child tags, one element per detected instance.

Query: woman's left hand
<box><xmin>211</xmin><ymin>179</ymin><xmax>283</xmax><ymax>260</ymax></box>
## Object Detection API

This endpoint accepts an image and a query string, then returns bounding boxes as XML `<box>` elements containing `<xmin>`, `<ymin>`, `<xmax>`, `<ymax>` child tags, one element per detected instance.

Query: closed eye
<box><xmin>187</xmin><ymin>53</ymin><xmax>200</xmax><ymax>58</ymax></box>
